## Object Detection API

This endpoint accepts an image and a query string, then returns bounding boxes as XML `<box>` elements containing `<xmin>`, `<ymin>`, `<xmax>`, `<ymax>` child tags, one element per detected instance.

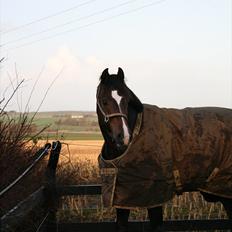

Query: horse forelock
<box><xmin>99</xmin><ymin>75</ymin><xmax>126</xmax><ymax>89</ymax></box>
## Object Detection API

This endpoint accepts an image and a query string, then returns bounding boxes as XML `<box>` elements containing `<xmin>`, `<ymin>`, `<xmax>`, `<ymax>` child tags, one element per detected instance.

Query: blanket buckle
<box><xmin>173</xmin><ymin>169</ymin><xmax>183</xmax><ymax>195</ymax></box>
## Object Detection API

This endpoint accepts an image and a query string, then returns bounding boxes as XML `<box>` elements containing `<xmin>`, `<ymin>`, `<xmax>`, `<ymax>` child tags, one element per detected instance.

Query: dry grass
<box><xmin>55</xmin><ymin>140</ymin><xmax>103</xmax><ymax>185</ymax></box>
<box><xmin>55</xmin><ymin>140</ymin><xmax>228</xmax><ymax>223</ymax></box>
<box><xmin>0</xmin><ymin>119</ymin><xmax>47</xmax><ymax>217</ymax></box>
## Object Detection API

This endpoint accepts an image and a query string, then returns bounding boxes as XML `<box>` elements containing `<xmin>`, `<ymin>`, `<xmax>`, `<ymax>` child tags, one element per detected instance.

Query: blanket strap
<box><xmin>206</xmin><ymin>167</ymin><xmax>220</xmax><ymax>183</ymax></box>
<box><xmin>173</xmin><ymin>168</ymin><xmax>183</xmax><ymax>195</ymax></box>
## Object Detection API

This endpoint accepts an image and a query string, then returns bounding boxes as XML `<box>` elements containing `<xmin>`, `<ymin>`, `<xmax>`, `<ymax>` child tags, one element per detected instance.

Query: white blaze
<box><xmin>111</xmin><ymin>90</ymin><xmax>130</xmax><ymax>145</ymax></box>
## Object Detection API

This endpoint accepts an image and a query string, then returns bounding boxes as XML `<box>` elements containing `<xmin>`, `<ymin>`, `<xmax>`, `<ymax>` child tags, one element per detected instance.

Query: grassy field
<box><xmin>8</xmin><ymin>111</ymin><xmax>103</xmax><ymax>140</ymax></box>
<box><xmin>54</xmin><ymin>140</ymin><xmax>228</xmax><ymax>223</ymax></box>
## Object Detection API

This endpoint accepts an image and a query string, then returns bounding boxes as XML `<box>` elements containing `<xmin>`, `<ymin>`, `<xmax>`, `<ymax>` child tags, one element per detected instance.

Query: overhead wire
<box><xmin>2</xmin><ymin>0</ymin><xmax>167</xmax><ymax>52</ymax></box>
<box><xmin>0</xmin><ymin>0</ymin><xmax>97</xmax><ymax>34</ymax></box>
<box><xmin>1</xmin><ymin>0</ymin><xmax>138</xmax><ymax>47</ymax></box>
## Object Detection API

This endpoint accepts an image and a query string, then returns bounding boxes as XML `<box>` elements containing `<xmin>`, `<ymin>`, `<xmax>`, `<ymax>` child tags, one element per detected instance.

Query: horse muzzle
<box><xmin>112</xmin><ymin>133</ymin><xmax>130</xmax><ymax>152</ymax></box>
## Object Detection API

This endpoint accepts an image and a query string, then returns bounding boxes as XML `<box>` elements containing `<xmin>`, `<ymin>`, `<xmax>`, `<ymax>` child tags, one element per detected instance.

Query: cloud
<box><xmin>46</xmin><ymin>45</ymin><xmax>80</xmax><ymax>83</ymax></box>
<box><xmin>85</xmin><ymin>55</ymin><xmax>103</xmax><ymax>68</ymax></box>
<box><xmin>46</xmin><ymin>45</ymin><xmax>105</xmax><ymax>85</ymax></box>
<box><xmin>36</xmin><ymin>45</ymin><xmax>105</xmax><ymax>111</ymax></box>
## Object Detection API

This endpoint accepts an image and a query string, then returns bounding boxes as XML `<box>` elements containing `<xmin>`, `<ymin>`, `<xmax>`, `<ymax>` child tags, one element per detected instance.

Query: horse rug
<box><xmin>98</xmin><ymin>104</ymin><xmax>232</xmax><ymax>209</ymax></box>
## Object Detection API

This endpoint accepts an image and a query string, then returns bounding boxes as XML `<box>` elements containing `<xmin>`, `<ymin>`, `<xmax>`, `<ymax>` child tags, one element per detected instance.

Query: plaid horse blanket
<box><xmin>98</xmin><ymin>104</ymin><xmax>232</xmax><ymax>209</ymax></box>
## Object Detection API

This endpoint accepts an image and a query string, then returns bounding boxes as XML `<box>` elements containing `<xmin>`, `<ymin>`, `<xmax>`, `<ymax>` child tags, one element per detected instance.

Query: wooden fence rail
<box><xmin>56</xmin><ymin>184</ymin><xmax>102</xmax><ymax>196</ymax></box>
<box><xmin>54</xmin><ymin>220</ymin><xmax>232</xmax><ymax>232</ymax></box>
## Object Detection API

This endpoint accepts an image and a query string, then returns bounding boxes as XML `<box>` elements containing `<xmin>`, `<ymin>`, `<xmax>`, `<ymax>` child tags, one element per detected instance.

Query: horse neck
<box><xmin>102</xmin><ymin>105</ymin><xmax>138</xmax><ymax>160</ymax></box>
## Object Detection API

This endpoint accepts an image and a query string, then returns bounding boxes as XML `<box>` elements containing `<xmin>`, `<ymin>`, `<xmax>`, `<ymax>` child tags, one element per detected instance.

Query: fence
<box><xmin>0</xmin><ymin>141</ymin><xmax>61</xmax><ymax>232</ymax></box>
<box><xmin>1</xmin><ymin>141</ymin><xmax>232</xmax><ymax>231</ymax></box>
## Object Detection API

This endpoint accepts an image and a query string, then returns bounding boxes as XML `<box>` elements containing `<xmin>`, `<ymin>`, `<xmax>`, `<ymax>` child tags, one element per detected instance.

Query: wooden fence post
<box><xmin>44</xmin><ymin>141</ymin><xmax>61</xmax><ymax>232</ymax></box>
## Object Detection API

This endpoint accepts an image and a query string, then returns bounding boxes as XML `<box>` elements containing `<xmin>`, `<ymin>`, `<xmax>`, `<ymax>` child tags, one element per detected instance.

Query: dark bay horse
<box><xmin>96</xmin><ymin>67</ymin><xmax>232</xmax><ymax>232</ymax></box>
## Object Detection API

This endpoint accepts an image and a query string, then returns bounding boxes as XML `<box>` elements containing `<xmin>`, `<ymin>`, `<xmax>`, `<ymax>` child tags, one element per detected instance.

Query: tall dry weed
<box><xmin>0</xmin><ymin>61</ymin><xmax>51</xmax><ymax>216</ymax></box>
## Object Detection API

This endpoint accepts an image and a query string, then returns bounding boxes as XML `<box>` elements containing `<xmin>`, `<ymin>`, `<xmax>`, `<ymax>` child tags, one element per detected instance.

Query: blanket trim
<box><xmin>173</xmin><ymin>169</ymin><xmax>183</xmax><ymax>194</ymax></box>
<box><xmin>198</xmin><ymin>188</ymin><xmax>232</xmax><ymax>200</ymax></box>
<box><xmin>206</xmin><ymin>167</ymin><xmax>220</xmax><ymax>183</ymax></box>
<box><xmin>100</xmin><ymin>168</ymin><xmax>117</xmax><ymax>175</ymax></box>
<box><xmin>113</xmin><ymin>202</ymin><xmax>165</xmax><ymax>210</ymax></box>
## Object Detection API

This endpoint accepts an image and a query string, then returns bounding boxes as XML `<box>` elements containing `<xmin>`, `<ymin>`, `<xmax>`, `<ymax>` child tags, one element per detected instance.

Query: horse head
<box><xmin>96</xmin><ymin>67</ymin><xmax>143</xmax><ymax>155</ymax></box>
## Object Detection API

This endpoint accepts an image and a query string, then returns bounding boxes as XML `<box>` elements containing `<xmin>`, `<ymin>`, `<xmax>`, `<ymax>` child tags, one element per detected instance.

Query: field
<box><xmin>53</xmin><ymin>140</ymin><xmax>228</xmax><ymax>223</ymax></box>
<box><xmin>8</xmin><ymin>111</ymin><xmax>103</xmax><ymax>141</ymax></box>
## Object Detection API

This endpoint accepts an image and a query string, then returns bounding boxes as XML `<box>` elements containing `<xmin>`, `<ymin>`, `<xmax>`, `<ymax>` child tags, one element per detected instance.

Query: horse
<box><xmin>96</xmin><ymin>67</ymin><xmax>232</xmax><ymax>232</ymax></box>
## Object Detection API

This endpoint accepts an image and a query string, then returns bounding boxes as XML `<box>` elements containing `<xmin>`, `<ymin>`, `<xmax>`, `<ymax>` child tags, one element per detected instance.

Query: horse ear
<box><xmin>117</xmin><ymin>67</ymin><xmax>124</xmax><ymax>81</ymax></box>
<box><xmin>100</xmin><ymin>68</ymin><xmax>109</xmax><ymax>82</ymax></box>
<box><xmin>129</xmin><ymin>89</ymin><xmax>143</xmax><ymax>113</ymax></box>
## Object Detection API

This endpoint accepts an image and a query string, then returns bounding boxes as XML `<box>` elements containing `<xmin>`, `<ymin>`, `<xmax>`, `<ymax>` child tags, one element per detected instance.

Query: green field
<box><xmin>9</xmin><ymin>111</ymin><xmax>102</xmax><ymax>140</ymax></box>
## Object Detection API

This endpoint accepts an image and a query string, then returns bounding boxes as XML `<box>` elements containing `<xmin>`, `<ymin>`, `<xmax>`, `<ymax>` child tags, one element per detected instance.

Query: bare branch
<box><xmin>0</xmin><ymin>79</ymin><xmax>25</xmax><ymax>114</ymax></box>
<box><xmin>24</xmin><ymin>66</ymin><xmax>45</xmax><ymax>112</ymax></box>
<box><xmin>24</xmin><ymin>124</ymin><xmax>51</xmax><ymax>144</ymax></box>
<box><xmin>0</xmin><ymin>97</ymin><xmax>5</xmax><ymax>105</ymax></box>
<box><xmin>14</xmin><ymin>63</ymin><xmax>22</xmax><ymax>112</ymax></box>
<box><xmin>29</xmin><ymin>67</ymin><xmax>63</xmax><ymax>123</ymax></box>
<box><xmin>2</xmin><ymin>76</ymin><xmax>18</xmax><ymax>100</ymax></box>
<box><xmin>0</xmin><ymin>57</ymin><xmax>4</xmax><ymax>63</ymax></box>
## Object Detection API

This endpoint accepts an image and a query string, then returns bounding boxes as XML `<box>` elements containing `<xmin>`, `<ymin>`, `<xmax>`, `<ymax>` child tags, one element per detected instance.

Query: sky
<box><xmin>0</xmin><ymin>0</ymin><xmax>231</xmax><ymax>112</ymax></box>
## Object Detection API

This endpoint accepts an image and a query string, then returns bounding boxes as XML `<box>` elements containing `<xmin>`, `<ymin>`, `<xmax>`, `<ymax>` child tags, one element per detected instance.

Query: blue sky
<box><xmin>0</xmin><ymin>0</ymin><xmax>231</xmax><ymax>111</ymax></box>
